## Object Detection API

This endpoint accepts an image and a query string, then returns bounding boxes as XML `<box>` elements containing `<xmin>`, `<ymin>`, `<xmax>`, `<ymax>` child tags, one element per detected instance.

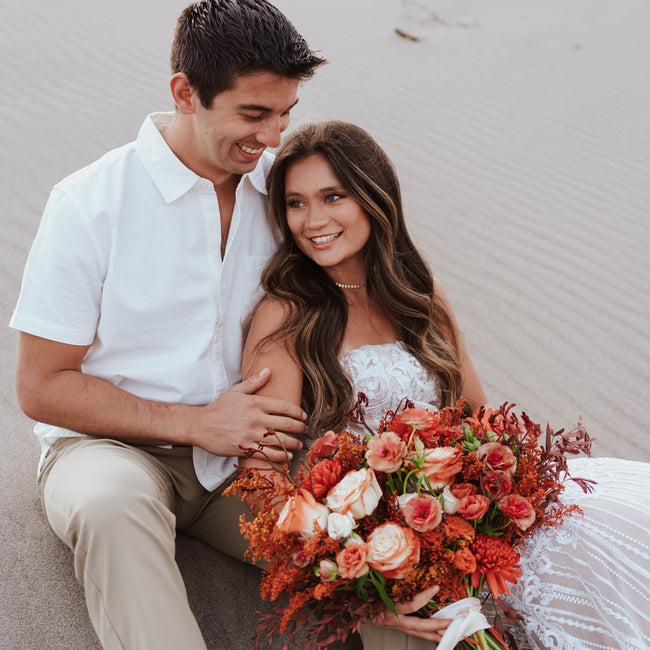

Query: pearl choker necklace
<box><xmin>335</xmin><ymin>282</ymin><xmax>365</xmax><ymax>289</ymax></box>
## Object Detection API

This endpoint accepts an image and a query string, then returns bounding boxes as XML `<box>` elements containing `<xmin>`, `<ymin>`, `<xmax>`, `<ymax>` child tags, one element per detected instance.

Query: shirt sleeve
<box><xmin>9</xmin><ymin>185</ymin><xmax>106</xmax><ymax>346</ymax></box>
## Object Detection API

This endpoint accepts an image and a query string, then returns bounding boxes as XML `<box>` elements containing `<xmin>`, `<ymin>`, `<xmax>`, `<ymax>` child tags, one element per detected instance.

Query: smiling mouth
<box><xmin>237</xmin><ymin>143</ymin><xmax>264</xmax><ymax>156</ymax></box>
<box><xmin>309</xmin><ymin>233</ymin><xmax>341</xmax><ymax>244</ymax></box>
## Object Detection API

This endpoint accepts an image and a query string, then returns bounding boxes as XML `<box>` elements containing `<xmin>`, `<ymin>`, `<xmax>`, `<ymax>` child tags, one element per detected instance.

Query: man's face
<box><xmin>191</xmin><ymin>72</ymin><xmax>300</xmax><ymax>180</ymax></box>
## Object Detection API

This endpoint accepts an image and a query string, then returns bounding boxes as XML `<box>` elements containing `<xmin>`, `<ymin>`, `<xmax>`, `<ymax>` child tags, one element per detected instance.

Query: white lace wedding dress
<box><xmin>340</xmin><ymin>342</ymin><xmax>650</xmax><ymax>650</ymax></box>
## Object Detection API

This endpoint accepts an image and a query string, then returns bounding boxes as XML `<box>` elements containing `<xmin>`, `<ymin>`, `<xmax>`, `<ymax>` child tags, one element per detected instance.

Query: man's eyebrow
<box><xmin>238</xmin><ymin>98</ymin><xmax>300</xmax><ymax>113</ymax></box>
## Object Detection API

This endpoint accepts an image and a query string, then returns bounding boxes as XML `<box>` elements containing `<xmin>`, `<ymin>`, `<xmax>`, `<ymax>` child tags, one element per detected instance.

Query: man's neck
<box><xmin>161</xmin><ymin>113</ymin><xmax>237</xmax><ymax>190</ymax></box>
<box><xmin>161</xmin><ymin>114</ymin><xmax>241</xmax><ymax>258</ymax></box>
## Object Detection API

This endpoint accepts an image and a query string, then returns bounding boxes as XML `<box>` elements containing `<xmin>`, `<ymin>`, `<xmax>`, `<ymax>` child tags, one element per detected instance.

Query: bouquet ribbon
<box><xmin>430</xmin><ymin>597</ymin><xmax>491</xmax><ymax>650</ymax></box>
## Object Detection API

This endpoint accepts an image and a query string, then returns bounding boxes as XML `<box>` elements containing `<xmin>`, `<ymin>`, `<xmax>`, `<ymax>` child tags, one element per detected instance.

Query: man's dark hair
<box><xmin>170</xmin><ymin>0</ymin><xmax>326</xmax><ymax>108</ymax></box>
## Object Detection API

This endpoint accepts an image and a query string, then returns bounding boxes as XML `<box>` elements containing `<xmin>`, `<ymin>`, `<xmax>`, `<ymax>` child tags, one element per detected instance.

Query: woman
<box><xmin>242</xmin><ymin>121</ymin><xmax>650</xmax><ymax>649</ymax></box>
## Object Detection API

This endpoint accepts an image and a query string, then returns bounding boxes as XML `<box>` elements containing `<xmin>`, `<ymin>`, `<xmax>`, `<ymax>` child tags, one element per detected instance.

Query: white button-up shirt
<box><xmin>10</xmin><ymin>113</ymin><xmax>278</xmax><ymax>489</ymax></box>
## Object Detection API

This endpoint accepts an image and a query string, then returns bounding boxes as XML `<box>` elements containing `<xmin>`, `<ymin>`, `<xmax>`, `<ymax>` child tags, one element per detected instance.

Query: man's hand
<box><xmin>190</xmin><ymin>368</ymin><xmax>307</xmax><ymax>461</ymax></box>
<box><xmin>16</xmin><ymin>333</ymin><xmax>306</xmax><ymax>460</ymax></box>
<box><xmin>371</xmin><ymin>586</ymin><xmax>452</xmax><ymax>642</ymax></box>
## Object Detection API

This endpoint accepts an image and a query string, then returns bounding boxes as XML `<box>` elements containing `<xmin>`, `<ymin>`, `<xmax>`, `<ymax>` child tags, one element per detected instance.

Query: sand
<box><xmin>1</xmin><ymin>0</ymin><xmax>649</xmax><ymax>647</ymax></box>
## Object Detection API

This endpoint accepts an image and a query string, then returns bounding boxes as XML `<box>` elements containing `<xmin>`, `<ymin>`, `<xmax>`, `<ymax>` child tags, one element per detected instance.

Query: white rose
<box><xmin>397</xmin><ymin>493</ymin><xmax>418</xmax><ymax>509</ymax></box>
<box><xmin>327</xmin><ymin>511</ymin><xmax>356</xmax><ymax>540</ymax></box>
<box><xmin>326</xmin><ymin>468</ymin><xmax>382</xmax><ymax>519</ymax></box>
<box><xmin>442</xmin><ymin>485</ymin><xmax>460</xmax><ymax>514</ymax></box>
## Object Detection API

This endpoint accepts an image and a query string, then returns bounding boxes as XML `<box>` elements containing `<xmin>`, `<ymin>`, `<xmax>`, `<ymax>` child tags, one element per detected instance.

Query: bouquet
<box><xmin>225</xmin><ymin>398</ymin><xmax>593</xmax><ymax>649</ymax></box>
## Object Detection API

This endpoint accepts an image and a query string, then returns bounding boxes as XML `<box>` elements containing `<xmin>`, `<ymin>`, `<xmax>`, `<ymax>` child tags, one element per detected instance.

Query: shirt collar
<box><xmin>136</xmin><ymin>112</ymin><xmax>270</xmax><ymax>203</ymax></box>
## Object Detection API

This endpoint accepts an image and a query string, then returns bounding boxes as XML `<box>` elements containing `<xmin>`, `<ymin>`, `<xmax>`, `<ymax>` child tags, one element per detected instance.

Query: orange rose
<box><xmin>277</xmin><ymin>488</ymin><xmax>330</xmax><ymax>539</ymax></box>
<box><xmin>476</xmin><ymin>442</ymin><xmax>517</xmax><ymax>478</ymax></box>
<box><xmin>368</xmin><ymin>523</ymin><xmax>420</xmax><ymax>579</ymax></box>
<box><xmin>443</xmin><ymin>515</ymin><xmax>476</xmax><ymax>545</ymax></box>
<box><xmin>498</xmin><ymin>494</ymin><xmax>536</xmax><ymax>531</ymax></box>
<box><xmin>458</xmin><ymin>494</ymin><xmax>491</xmax><ymax>520</ymax></box>
<box><xmin>336</xmin><ymin>541</ymin><xmax>371</xmax><ymax>579</ymax></box>
<box><xmin>450</xmin><ymin>482</ymin><xmax>478</xmax><ymax>500</ymax></box>
<box><xmin>326</xmin><ymin>468</ymin><xmax>382</xmax><ymax>520</ymax></box>
<box><xmin>366</xmin><ymin>431</ymin><xmax>407</xmax><ymax>473</ymax></box>
<box><xmin>453</xmin><ymin>547</ymin><xmax>477</xmax><ymax>574</ymax></box>
<box><xmin>415</xmin><ymin>447</ymin><xmax>464</xmax><ymax>489</ymax></box>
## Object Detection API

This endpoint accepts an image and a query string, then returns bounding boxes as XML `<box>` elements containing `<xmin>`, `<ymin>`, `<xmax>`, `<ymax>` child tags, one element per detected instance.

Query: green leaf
<box><xmin>369</xmin><ymin>570</ymin><xmax>397</xmax><ymax>615</ymax></box>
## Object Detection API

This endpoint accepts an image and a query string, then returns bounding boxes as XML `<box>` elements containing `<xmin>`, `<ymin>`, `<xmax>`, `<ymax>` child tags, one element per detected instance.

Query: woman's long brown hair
<box><xmin>259</xmin><ymin>121</ymin><xmax>462</xmax><ymax>435</ymax></box>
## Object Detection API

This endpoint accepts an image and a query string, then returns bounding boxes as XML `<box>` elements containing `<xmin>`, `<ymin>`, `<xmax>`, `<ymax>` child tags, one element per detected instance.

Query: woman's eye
<box><xmin>324</xmin><ymin>193</ymin><xmax>344</xmax><ymax>203</ymax></box>
<box><xmin>286</xmin><ymin>199</ymin><xmax>304</xmax><ymax>209</ymax></box>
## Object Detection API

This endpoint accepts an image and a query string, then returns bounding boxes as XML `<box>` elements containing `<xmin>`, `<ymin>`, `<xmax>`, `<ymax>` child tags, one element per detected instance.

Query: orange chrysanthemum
<box><xmin>300</xmin><ymin>459</ymin><xmax>343</xmax><ymax>499</ymax></box>
<box><xmin>470</xmin><ymin>533</ymin><xmax>523</xmax><ymax>599</ymax></box>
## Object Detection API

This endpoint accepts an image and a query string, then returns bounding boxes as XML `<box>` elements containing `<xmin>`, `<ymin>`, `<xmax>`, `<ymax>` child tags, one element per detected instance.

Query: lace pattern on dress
<box><xmin>503</xmin><ymin>457</ymin><xmax>650</xmax><ymax>650</ymax></box>
<box><xmin>339</xmin><ymin>342</ymin><xmax>439</xmax><ymax>433</ymax></box>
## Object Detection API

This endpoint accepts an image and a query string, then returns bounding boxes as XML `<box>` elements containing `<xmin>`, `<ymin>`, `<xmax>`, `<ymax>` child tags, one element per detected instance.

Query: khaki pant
<box><xmin>39</xmin><ymin>437</ymin><xmax>429</xmax><ymax>650</ymax></box>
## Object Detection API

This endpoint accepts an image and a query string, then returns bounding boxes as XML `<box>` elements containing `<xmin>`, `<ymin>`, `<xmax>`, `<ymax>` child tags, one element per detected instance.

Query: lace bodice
<box><xmin>339</xmin><ymin>342</ymin><xmax>439</xmax><ymax>432</ymax></box>
<box><xmin>340</xmin><ymin>344</ymin><xmax>650</xmax><ymax>649</ymax></box>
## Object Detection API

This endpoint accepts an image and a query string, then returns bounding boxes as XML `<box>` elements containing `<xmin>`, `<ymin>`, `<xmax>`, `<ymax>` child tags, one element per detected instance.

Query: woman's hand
<box><xmin>370</xmin><ymin>585</ymin><xmax>452</xmax><ymax>642</ymax></box>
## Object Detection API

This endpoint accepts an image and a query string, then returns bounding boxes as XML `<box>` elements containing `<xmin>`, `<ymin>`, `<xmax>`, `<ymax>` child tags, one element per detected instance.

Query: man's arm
<box><xmin>15</xmin><ymin>332</ymin><xmax>307</xmax><ymax>462</ymax></box>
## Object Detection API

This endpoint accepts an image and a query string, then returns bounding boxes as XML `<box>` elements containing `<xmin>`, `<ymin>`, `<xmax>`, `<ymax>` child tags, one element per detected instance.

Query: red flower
<box><xmin>390</xmin><ymin>407</ymin><xmax>438</xmax><ymax>437</ymax></box>
<box><xmin>309</xmin><ymin>431</ymin><xmax>339</xmax><ymax>460</ymax></box>
<box><xmin>470</xmin><ymin>533</ymin><xmax>523</xmax><ymax>599</ymax></box>
<box><xmin>300</xmin><ymin>459</ymin><xmax>343</xmax><ymax>500</ymax></box>
<box><xmin>458</xmin><ymin>494</ymin><xmax>491</xmax><ymax>520</ymax></box>
<box><xmin>498</xmin><ymin>493</ymin><xmax>536</xmax><ymax>531</ymax></box>
<box><xmin>450</xmin><ymin>482</ymin><xmax>478</xmax><ymax>500</ymax></box>
<box><xmin>482</xmin><ymin>470</ymin><xmax>512</xmax><ymax>501</ymax></box>
<box><xmin>476</xmin><ymin>442</ymin><xmax>517</xmax><ymax>477</ymax></box>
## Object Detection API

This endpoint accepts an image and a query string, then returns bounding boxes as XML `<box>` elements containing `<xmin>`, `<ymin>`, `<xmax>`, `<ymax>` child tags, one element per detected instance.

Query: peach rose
<box><xmin>415</xmin><ymin>446</ymin><xmax>464</xmax><ymax>490</ymax></box>
<box><xmin>450</xmin><ymin>482</ymin><xmax>478</xmax><ymax>500</ymax></box>
<box><xmin>336</xmin><ymin>541</ymin><xmax>371</xmax><ymax>579</ymax></box>
<box><xmin>326</xmin><ymin>468</ymin><xmax>382</xmax><ymax>520</ymax></box>
<box><xmin>498</xmin><ymin>494</ymin><xmax>536</xmax><ymax>531</ymax></box>
<box><xmin>366</xmin><ymin>431</ymin><xmax>407</xmax><ymax>473</ymax></box>
<box><xmin>402</xmin><ymin>494</ymin><xmax>443</xmax><ymax>532</ymax></box>
<box><xmin>453</xmin><ymin>547</ymin><xmax>477</xmax><ymax>574</ymax></box>
<box><xmin>277</xmin><ymin>488</ymin><xmax>330</xmax><ymax>539</ymax></box>
<box><xmin>367</xmin><ymin>523</ymin><xmax>420</xmax><ymax>579</ymax></box>
<box><xmin>482</xmin><ymin>470</ymin><xmax>512</xmax><ymax>501</ymax></box>
<box><xmin>476</xmin><ymin>442</ymin><xmax>517</xmax><ymax>478</ymax></box>
<box><xmin>458</xmin><ymin>494</ymin><xmax>491</xmax><ymax>520</ymax></box>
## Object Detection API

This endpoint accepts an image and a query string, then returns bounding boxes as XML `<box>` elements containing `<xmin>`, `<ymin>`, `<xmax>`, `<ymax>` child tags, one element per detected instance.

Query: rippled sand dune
<box><xmin>1</xmin><ymin>0</ymin><xmax>648</xmax><ymax>647</ymax></box>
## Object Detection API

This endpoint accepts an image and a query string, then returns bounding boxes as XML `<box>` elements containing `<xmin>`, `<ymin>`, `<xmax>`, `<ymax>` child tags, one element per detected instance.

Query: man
<box><xmin>10</xmin><ymin>1</ymin><xmax>324</xmax><ymax>648</ymax></box>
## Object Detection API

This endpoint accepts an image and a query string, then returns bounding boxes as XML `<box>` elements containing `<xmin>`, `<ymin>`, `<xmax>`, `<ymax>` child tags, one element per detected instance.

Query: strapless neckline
<box><xmin>339</xmin><ymin>341</ymin><xmax>405</xmax><ymax>363</ymax></box>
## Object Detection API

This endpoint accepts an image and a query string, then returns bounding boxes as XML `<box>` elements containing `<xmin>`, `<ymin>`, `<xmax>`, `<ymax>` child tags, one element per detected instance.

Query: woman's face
<box><xmin>283</xmin><ymin>154</ymin><xmax>371</xmax><ymax>283</ymax></box>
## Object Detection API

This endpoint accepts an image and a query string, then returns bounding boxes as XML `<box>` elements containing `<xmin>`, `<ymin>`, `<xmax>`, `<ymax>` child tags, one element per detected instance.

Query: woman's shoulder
<box><xmin>251</xmin><ymin>297</ymin><xmax>291</xmax><ymax>325</ymax></box>
<box><xmin>246</xmin><ymin>297</ymin><xmax>293</xmax><ymax>348</ymax></box>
